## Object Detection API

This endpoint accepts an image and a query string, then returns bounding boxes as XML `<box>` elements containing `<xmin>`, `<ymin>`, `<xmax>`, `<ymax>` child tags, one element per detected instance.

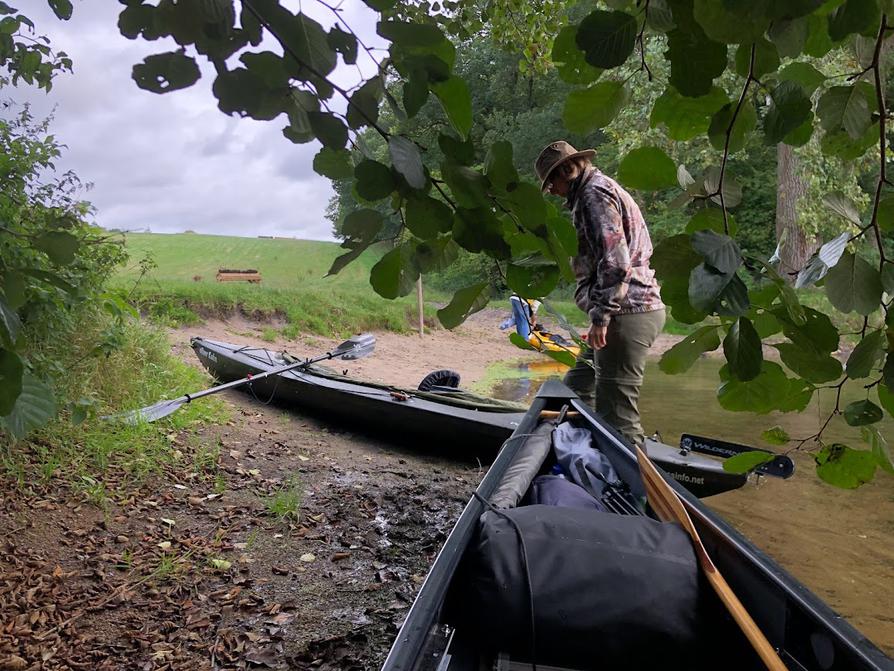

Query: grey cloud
<box><xmin>15</xmin><ymin>1</ymin><xmax>383</xmax><ymax>241</ymax></box>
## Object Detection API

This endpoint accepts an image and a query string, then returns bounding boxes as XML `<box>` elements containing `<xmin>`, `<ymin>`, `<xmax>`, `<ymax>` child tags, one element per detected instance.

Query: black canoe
<box><xmin>191</xmin><ymin>337</ymin><xmax>747</xmax><ymax>498</ymax></box>
<box><xmin>381</xmin><ymin>381</ymin><xmax>892</xmax><ymax>671</ymax></box>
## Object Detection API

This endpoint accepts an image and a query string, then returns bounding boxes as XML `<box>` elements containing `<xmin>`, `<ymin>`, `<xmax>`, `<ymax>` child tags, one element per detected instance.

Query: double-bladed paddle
<box><xmin>107</xmin><ymin>335</ymin><xmax>376</xmax><ymax>424</ymax></box>
<box><xmin>636</xmin><ymin>445</ymin><xmax>787</xmax><ymax>671</ymax></box>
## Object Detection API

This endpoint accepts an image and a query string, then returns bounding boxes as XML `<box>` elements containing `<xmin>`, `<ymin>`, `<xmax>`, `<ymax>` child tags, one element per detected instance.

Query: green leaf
<box><xmin>308</xmin><ymin>112</ymin><xmax>348</xmax><ymax>149</ymax></box>
<box><xmin>769</xmin><ymin>17</ymin><xmax>809</xmax><ymax>58</ymax></box>
<box><xmin>616</xmin><ymin>146</ymin><xmax>677</xmax><ymax>191</ymax></box>
<box><xmin>389</xmin><ymin>136</ymin><xmax>425</xmax><ymax>190</ymax></box>
<box><xmin>0</xmin><ymin>348</ymin><xmax>23</xmax><ymax>416</ymax></box>
<box><xmin>437</xmin><ymin>282</ymin><xmax>489</xmax><ymax>329</ymax></box>
<box><xmin>652</xmin><ymin>234</ymin><xmax>707</xmax><ymax>323</ymax></box>
<box><xmin>1</xmin><ymin>272</ymin><xmax>25</xmax><ymax>311</ymax></box>
<box><xmin>214</xmin><ymin>67</ymin><xmax>288</xmax><ymax>120</ymax></box>
<box><xmin>821</xmin><ymin>123</ymin><xmax>878</xmax><ymax>160</ymax></box>
<box><xmin>825</xmin><ymin>251</ymin><xmax>883</xmax><ymax>315</ymax></box>
<box><xmin>666</xmin><ymin>28</ymin><xmax>728</xmax><ymax>97</ymax></box>
<box><xmin>575</xmin><ymin>10</ymin><xmax>637</xmax><ymax>69</ymax></box>
<box><xmin>693</xmin><ymin>0</ymin><xmax>769</xmax><ymax>43</ymax></box>
<box><xmin>846</xmin><ymin>329</ymin><xmax>885</xmax><ymax>378</ymax></box>
<box><xmin>405</xmin><ymin>195</ymin><xmax>452</xmax><ymax>240</ymax></box>
<box><xmin>133</xmin><ymin>51</ymin><xmax>201</xmax><ymax>93</ymax></box>
<box><xmin>815</xmin><ymin>444</ymin><xmax>877</xmax><ymax>488</ymax></box>
<box><xmin>685</xmin><ymin>208</ymin><xmax>737</xmax><ymax>236</ymax></box>
<box><xmin>708</xmin><ymin>102</ymin><xmax>757</xmax><ymax>154</ymax></box>
<box><xmin>327</xmin><ymin>26</ymin><xmax>357</xmax><ymax>65</ymax></box>
<box><xmin>403</xmin><ymin>74</ymin><xmax>428</xmax><ymax>118</ymax></box>
<box><xmin>509</xmin><ymin>332</ymin><xmax>536</xmax><ymax>350</ymax></box>
<box><xmin>658</xmin><ymin>324</ymin><xmax>721</xmax><ymax>374</ymax></box>
<box><xmin>876</xmin><ymin>196</ymin><xmax>894</xmax><ymax>232</ymax></box>
<box><xmin>543</xmin><ymin>348</ymin><xmax>579</xmax><ymax>368</ymax></box>
<box><xmin>823</xmin><ymin>191</ymin><xmax>862</xmax><ymax>225</ymax></box>
<box><xmin>370</xmin><ymin>245</ymin><xmax>417</xmax><ymax>299</ymax></box>
<box><xmin>718</xmin><ymin>361</ymin><xmax>790</xmax><ymax>414</ymax></box>
<box><xmin>438</xmin><ymin>133</ymin><xmax>475</xmax><ymax>166</ymax></box>
<box><xmin>552</xmin><ymin>25</ymin><xmax>602</xmax><ymax>85</ymax></box>
<box><xmin>861</xmin><ymin>425</ymin><xmax>894</xmax><ymax>473</ymax></box>
<box><xmin>772</xmin><ymin>306</ymin><xmax>839</xmax><ymax>354</ymax></box>
<box><xmin>882</xmin><ymin>264</ymin><xmax>894</xmax><ymax>294</ymax></box>
<box><xmin>650</xmin><ymin>86</ymin><xmax>727</xmax><ymax>141</ymax></box>
<box><xmin>805</xmin><ymin>13</ymin><xmax>835</xmax><ymax>56</ymax></box>
<box><xmin>442</xmin><ymin>162</ymin><xmax>489</xmax><ymax>208</ymax></box>
<box><xmin>548</xmin><ymin>215</ymin><xmax>578</xmax><ymax>257</ymax></box>
<box><xmin>563</xmin><ymin>81</ymin><xmax>628</xmax><ymax>134</ymax></box>
<box><xmin>354</xmin><ymin>160</ymin><xmax>395</xmax><ymax>201</ymax></box>
<box><xmin>691</xmin><ymin>230</ymin><xmax>742</xmax><ymax>274</ymax></box>
<box><xmin>827</xmin><ymin>0</ymin><xmax>880</xmax><ymax>41</ymax></box>
<box><xmin>346</xmin><ymin>77</ymin><xmax>383</xmax><ymax>130</ymax></box>
<box><xmin>702</xmin><ymin>167</ymin><xmax>742</xmax><ymax>208</ymax></box>
<box><xmin>341</xmin><ymin>208</ymin><xmax>383</xmax><ymax>241</ymax></box>
<box><xmin>879</xmin><ymin>379</ymin><xmax>894</xmax><ymax>416</ymax></box>
<box><xmin>723</xmin><ymin>317</ymin><xmax>763</xmax><ymax>381</ymax></box>
<box><xmin>762</xmin><ymin>426</ymin><xmax>791</xmax><ymax>445</ymax></box>
<box><xmin>773</xmin><ymin>343</ymin><xmax>843</xmax><ymax>383</ymax></box>
<box><xmin>763</xmin><ymin>81</ymin><xmax>813</xmax><ymax>145</ymax></box>
<box><xmin>312</xmin><ymin>147</ymin><xmax>353</xmax><ymax>180</ymax></box>
<box><xmin>817</xmin><ymin>84</ymin><xmax>874</xmax><ymax>140</ymax></box>
<box><xmin>844</xmin><ymin>399</ymin><xmax>883</xmax><ymax>426</ymax></box>
<box><xmin>722</xmin><ymin>451</ymin><xmax>776</xmax><ymax>474</ymax></box>
<box><xmin>484</xmin><ymin>141</ymin><xmax>519</xmax><ymax>192</ymax></box>
<box><xmin>506</xmin><ymin>262</ymin><xmax>560</xmax><ymax>298</ymax></box>
<box><xmin>34</xmin><ymin>231</ymin><xmax>79</xmax><ymax>266</ymax></box>
<box><xmin>327</xmin><ymin>245</ymin><xmax>368</xmax><ymax>277</ymax></box>
<box><xmin>1</xmin><ymin>374</ymin><xmax>56</xmax><ymax>439</ymax></box>
<box><xmin>734</xmin><ymin>39</ymin><xmax>779</xmax><ymax>78</ymax></box>
<box><xmin>48</xmin><ymin>0</ymin><xmax>73</xmax><ymax>21</ymax></box>
<box><xmin>0</xmin><ymin>296</ymin><xmax>22</xmax><ymax>349</ymax></box>
<box><xmin>778</xmin><ymin>62</ymin><xmax>826</xmax><ymax>95</ymax></box>
<box><xmin>432</xmin><ymin>76</ymin><xmax>472</xmax><ymax>140</ymax></box>
<box><xmin>377</xmin><ymin>20</ymin><xmax>445</xmax><ymax>47</ymax></box>
<box><xmin>270</xmin><ymin>11</ymin><xmax>336</xmax><ymax>77</ymax></box>
<box><xmin>452</xmin><ymin>208</ymin><xmax>510</xmax><ymax>259</ymax></box>
<box><xmin>503</xmin><ymin>183</ymin><xmax>548</xmax><ymax>234</ymax></box>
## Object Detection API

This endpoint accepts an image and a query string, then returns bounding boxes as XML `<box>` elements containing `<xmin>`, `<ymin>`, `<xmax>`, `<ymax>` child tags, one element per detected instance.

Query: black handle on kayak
<box><xmin>680</xmin><ymin>434</ymin><xmax>795</xmax><ymax>479</ymax></box>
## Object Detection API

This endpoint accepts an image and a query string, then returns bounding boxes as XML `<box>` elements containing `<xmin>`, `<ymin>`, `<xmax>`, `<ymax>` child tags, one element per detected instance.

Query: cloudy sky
<box><xmin>21</xmin><ymin>2</ymin><xmax>383</xmax><ymax>240</ymax></box>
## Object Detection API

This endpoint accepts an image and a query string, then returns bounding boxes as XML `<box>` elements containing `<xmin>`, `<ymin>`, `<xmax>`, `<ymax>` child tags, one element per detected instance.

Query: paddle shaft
<box><xmin>636</xmin><ymin>446</ymin><xmax>787</xmax><ymax>671</ymax></box>
<box><xmin>186</xmin><ymin>347</ymin><xmax>354</xmax><ymax>403</ymax></box>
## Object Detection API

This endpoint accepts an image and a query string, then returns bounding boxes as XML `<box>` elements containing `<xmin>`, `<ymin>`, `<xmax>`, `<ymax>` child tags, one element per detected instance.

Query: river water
<box><xmin>487</xmin><ymin>357</ymin><xmax>894</xmax><ymax>655</ymax></box>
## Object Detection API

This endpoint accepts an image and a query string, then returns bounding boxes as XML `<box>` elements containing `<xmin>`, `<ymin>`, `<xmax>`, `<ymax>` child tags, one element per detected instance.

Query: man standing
<box><xmin>534</xmin><ymin>141</ymin><xmax>665</xmax><ymax>447</ymax></box>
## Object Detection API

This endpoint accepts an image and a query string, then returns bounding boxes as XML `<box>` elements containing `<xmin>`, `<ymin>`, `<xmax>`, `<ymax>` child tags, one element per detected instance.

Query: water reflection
<box><xmin>487</xmin><ymin>355</ymin><xmax>894</xmax><ymax>654</ymax></box>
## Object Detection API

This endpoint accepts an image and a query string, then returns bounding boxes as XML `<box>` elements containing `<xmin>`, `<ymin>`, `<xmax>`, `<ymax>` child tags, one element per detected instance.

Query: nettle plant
<box><xmin>15</xmin><ymin>0</ymin><xmax>894</xmax><ymax>486</ymax></box>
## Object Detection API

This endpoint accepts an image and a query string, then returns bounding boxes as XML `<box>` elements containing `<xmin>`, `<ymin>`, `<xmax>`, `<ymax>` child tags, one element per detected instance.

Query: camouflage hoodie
<box><xmin>567</xmin><ymin>168</ymin><xmax>664</xmax><ymax>326</ymax></box>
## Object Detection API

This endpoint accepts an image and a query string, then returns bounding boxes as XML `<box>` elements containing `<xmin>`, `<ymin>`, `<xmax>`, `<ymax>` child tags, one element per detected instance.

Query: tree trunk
<box><xmin>775</xmin><ymin>143</ymin><xmax>817</xmax><ymax>282</ymax></box>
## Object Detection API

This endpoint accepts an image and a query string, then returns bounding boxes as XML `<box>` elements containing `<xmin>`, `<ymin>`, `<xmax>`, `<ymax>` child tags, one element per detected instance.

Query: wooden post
<box><xmin>416</xmin><ymin>276</ymin><xmax>424</xmax><ymax>336</ymax></box>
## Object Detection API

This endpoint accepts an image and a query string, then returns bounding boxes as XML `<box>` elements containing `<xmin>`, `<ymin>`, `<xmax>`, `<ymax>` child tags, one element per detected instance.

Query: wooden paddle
<box><xmin>635</xmin><ymin>445</ymin><xmax>787</xmax><ymax>671</ymax></box>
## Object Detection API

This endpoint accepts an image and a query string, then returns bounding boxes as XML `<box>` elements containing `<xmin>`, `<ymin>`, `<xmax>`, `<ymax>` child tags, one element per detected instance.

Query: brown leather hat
<box><xmin>534</xmin><ymin>141</ymin><xmax>596</xmax><ymax>191</ymax></box>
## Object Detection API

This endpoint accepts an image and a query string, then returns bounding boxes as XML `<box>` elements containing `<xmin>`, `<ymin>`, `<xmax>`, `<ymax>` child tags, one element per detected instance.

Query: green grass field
<box><xmin>114</xmin><ymin>233</ymin><xmax>444</xmax><ymax>336</ymax></box>
<box><xmin>113</xmin><ymin>232</ymin><xmax>703</xmax><ymax>337</ymax></box>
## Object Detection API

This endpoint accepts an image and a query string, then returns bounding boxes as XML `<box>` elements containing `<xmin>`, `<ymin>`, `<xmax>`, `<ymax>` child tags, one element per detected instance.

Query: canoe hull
<box><xmin>191</xmin><ymin>337</ymin><xmax>746</xmax><ymax>498</ymax></box>
<box><xmin>382</xmin><ymin>380</ymin><xmax>891</xmax><ymax>671</ymax></box>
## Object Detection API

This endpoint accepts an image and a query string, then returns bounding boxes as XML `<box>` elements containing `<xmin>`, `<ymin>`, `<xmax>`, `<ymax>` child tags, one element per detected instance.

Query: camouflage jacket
<box><xmin>567</xmin><ymin>168</ymin><xmax>664</xmax><ymax>326</ymax></box>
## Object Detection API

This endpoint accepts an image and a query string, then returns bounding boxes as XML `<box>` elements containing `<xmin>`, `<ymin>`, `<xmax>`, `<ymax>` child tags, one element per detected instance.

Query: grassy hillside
<box><xmin>114</xmin><ymin>233</ymin><xmax>441</xmax><ymax>336</ymax></box>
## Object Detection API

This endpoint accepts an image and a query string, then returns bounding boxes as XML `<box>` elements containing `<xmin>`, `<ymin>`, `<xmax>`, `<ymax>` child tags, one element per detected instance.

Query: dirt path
<box><xmin>1</xmin><ymin>392</ymin><xmax>480</xmax><ymax>670</ymax></box>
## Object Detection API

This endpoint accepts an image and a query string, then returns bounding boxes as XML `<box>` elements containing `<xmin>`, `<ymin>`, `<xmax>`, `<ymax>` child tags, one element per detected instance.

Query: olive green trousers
<box><xmin>563</xmin><ymin>309</ymin><xmax>666</xmax><ymax>447</ymax></box>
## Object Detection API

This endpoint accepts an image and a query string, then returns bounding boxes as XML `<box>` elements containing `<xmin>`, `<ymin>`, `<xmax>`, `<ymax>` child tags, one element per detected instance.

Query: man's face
<box><xmin>546</xmin><ymin>174</ymin><xmax>571</xmax><ymax>198</ymax></box>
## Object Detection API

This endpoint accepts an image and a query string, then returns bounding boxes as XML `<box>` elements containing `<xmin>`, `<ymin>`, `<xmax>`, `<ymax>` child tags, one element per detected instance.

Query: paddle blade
<box><xmin>104</xmin><ymin>397</ymin><xmax>188</xmax><ymax>425</ymax></box>
<box><xmin>335</xmin><ymin>333</ymin><xmax>376</xmax><ymax>360</ymax></box>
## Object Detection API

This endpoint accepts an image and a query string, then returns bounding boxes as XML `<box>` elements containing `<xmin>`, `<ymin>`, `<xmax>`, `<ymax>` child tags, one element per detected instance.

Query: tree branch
<box><xmin>712</xmin><ymin>43</ymin><xmax>755</xmax><ymax>236</ymax></box>
<box><xmin>868</xmin><ymin>14</ymin><xmax>889</xmax><ymax>271</ymax></box>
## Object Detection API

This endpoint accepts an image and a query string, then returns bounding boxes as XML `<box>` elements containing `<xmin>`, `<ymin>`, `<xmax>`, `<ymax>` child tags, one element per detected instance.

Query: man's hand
<box><xmin>588</xmin><ymin>323</ymin><xmax>608</xmax><ymax>350</ymax></box>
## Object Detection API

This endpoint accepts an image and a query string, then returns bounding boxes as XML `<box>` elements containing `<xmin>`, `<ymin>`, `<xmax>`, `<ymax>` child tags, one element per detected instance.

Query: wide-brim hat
<box><xmin>534</xmin><ymin>141</ymin><xmax>596</xmax><ymax>191</ymax></box>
